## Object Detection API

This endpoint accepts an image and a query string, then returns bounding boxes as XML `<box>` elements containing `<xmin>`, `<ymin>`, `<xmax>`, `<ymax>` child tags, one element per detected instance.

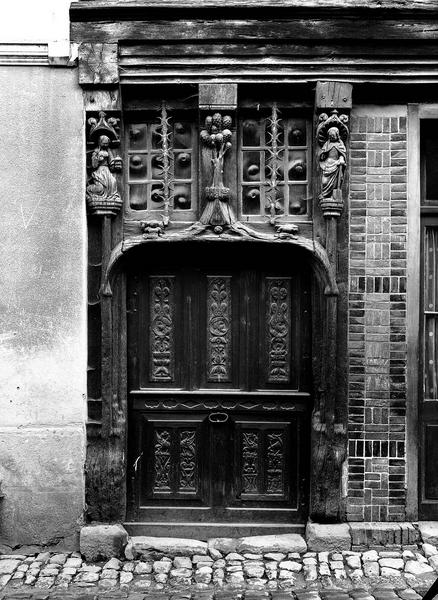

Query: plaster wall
<box><xmin>0</xmin><ymin>66</ymin><xmax>86</xmax><ymax>548</ymax></box>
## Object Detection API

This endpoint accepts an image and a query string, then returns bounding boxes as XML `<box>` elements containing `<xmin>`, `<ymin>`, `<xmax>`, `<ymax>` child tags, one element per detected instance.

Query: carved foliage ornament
<box><xmin>199</xmin><ymin>113</ymin><xmax>236</xmax><ymax>234</ymax></box>
<box><xmin>86</xmin><ymin>111</ymin><xmax>123</xmax><ymax>217</ymax></box>
<box><xmin>316</xmin><ymin>110</ymin><xmax>349</xmax><ymax>218</ymax></box>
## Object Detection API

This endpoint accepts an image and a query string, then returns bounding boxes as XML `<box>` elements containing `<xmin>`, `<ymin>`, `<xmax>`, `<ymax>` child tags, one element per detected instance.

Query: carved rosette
<box><xmin>316</xmin><ymin>110</ymin><xmax>349</xmax><ymax>219</ymax></box>
<box><xmin>86</xmin><ymin>111</ymin><xmax>123</xmax><ymax>217</ymax></box>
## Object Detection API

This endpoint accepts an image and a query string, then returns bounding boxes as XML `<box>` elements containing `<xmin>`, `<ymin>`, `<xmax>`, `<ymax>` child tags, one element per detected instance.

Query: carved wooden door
<box><xmin>126</xmin><ymin>243</ymin><xmax>311</xmax><ymax>525</ymax></box>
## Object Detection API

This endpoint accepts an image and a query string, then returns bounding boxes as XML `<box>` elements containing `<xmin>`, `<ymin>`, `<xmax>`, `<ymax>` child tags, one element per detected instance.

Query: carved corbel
<box><xmin>86</xmin><ymin>111</ymin><xmax>123</xmax><ymax>217</ymax></box>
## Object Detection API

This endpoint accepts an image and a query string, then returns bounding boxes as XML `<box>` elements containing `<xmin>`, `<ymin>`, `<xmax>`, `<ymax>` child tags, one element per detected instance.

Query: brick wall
<box><xmin>347</xmin><ymin>110</ymin><xmax>408</xmax><ymax>521</ymax></box>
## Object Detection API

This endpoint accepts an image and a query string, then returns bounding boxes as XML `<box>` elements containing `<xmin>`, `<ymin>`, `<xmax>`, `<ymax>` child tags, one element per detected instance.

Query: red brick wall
<box><xmin>347</xmin><ymin>111</ymin><xmax>407</xmax><ymax>521</ymax></box>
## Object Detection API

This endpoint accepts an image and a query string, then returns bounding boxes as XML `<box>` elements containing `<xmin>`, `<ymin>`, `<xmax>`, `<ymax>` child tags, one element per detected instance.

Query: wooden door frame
<box><xmin>84</xmin><ymin>234</ymin><xmax>348</xmax><ymax>525</ymax></box>
<box><xmin>408</xmin><ymin>104</ymin><xmax>438</xmax><ymax>520</ymax></box>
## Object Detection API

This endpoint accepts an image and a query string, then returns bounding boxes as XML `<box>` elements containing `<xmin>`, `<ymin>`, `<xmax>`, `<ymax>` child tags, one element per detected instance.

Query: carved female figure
<box><xmin>86</xmin><ymin>134</ymin><xmax>123</xmax><ymax>213</ymax></box>
<box><xmin>318</xmin><ymin>126</ymin><xmax>347</xmax><ymax>200</ymax></box>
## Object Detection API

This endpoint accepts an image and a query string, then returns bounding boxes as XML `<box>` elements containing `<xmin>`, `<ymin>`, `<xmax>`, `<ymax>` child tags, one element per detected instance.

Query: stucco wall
<box><xmin>0</xmin><ymin>66</ymin><xmax>86</xmax><ymax>549</ymax></box>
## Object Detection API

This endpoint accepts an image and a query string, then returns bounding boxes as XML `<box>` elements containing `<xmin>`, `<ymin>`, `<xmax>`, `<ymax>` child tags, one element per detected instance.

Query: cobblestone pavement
<box><xmin>1</xmin><ymin>547</ymin><xmax>438</xmax><ymax>600</ymax></box>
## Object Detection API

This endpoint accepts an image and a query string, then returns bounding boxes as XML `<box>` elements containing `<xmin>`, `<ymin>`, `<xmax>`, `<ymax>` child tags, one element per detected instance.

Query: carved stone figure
<box><xmin>316</xmin><ymin>110</ymin><xmax>349</xmax><ymax>218</ymax></box>
<box><xmin>86</xmin><ymin>134</ymin><xmax>123</xmax><ymax>216</ymax></box>
<box><xmin>319</xmin><ymin>127</ymin><xmax>347</xmax><ymax>200</ymax></box>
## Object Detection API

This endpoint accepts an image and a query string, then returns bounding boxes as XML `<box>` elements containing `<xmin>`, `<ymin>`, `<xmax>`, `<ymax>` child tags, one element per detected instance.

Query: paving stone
<box><xmin>319</xmin><ymin>562</ymin><xmax>331</xmax><ymax>576</ymax></box>
<box><xmin>244</xmin><ymin>565</ymin><xmax>265</xmax><ymax>578</ymax></box>
<box><xmin>264</xmin><ymin>553</ymin><xmax>286</xmax><ymax>562</ymax></box>
<box><xmin>120</xmin><ymin>572</ymin><xmax>134</xmax><ymax>584</ymax></box>
<box><xmin>380</xmin><ymin>567</ymin><xmax>403</xmax><ymax>577</ymax></box>
<box><xmin>153</xmin><ymin>561</ymin><xmax>172</xmax><ymax>574</ymax></box>
<box><xmin>170</xmin><ymin>567</ymin><xmax>192</xmax><ymax>578</ymax></box>
<box><xmin>330</xmin><ymin>561</ymin><xmax>344</xmax><ymax>570</ymax></box>
<box><xmin>35</xmin><ymin>554</ymin><xmax>51</xmax><ymax>564</ymax></box>
<box><xmin>0</xmin><ymin>561</ymin><xmax>21</xmax><ymax>576</ymax></box>
<box><xmin>422</xmin><ymin>543</ymin><xmax>438</xmax><ymax>557</ymax></box>
<box><xmin>79</xmin><ymin>572</ymin><xmax>100</xmax><ymax>583</ymax></box>
<box><xmin>346</xmin><ymin>555</ymin><xmax>361</xmax><ymax>569</ymax></box>
<box><xmin>350</xmin><ymin>569</ymin><xmax>364</xmax><ymax>579</ymax></box>
<box><xmin>378</xmin><ymin>559</ymin><xmax>404</xmax><ymax>570</ymax></box>
<box><xmin>429</xmin><ymin>554</ymin><xmax>438</xmax><ymax>571</ymax></box>
<box><xmin>379</xmin><ymin>552</ymin><xmax>402</xmax><ymax>558</ymax></box>
<box><xmin>35</xmin><ymin>577</ymin><xmax>55</xmax><ymax>589</ymax></box>
<box><xmin>318</xmin><ymin>552</ymin><xmax>329</xmax><ymax>562</ymax></box>
<box><xmin>404</xmin><ymin>560</ymin><xmax>434</xmax><ymax>575</ymax></box>
<box><xmin>237</xmin><ymin>535</ymin><xmax>307</xmax><ymax>555</ymax></box>
<box><xmin>154</xmin><ymin>573</ymin><xmax>168</xmax><ymax>584</ymax></box>
<box><xmin>64</xmin><ymin>558</ymin><xmax>82</xmax><ymax>569</ymax></box>
<box><xmin>414</xmin><ymin>552</ymin><xmax>428</xmax><ymax>564</ymax></box>
<box><xmin>173</xmin><ymin>557</ymin><xmax>192</xmax><ymax>569</ymax></box>
<box><xmin>135</xmin><ymin>562</ymin><xmax>153</xmax><ymax>574</ymax></box>
<box><xmin>397</xmin><ymin>589</ymin><xmax>422</xmax><ymax>600</ymax></box>
<box><xmin>279</xmin><ymin>561</ymin><xmax>302</xmax><ymax>572</ymax></box>
<box><xmin>363</xmin><ymin>562</ymin><xmax>380</xmax><ymax>577</ymax></box>
<box><xmin>104</xmin><ymin>558</ymin><xmax>122</xmax><ymax>570</ymax></box>
<box><xmin>225</xmin><ymin>553</ymin><xmax>245</xmax><ymax>562</ymax></box>
<box><xmin>101</xmin><ymin>569</ymin><xmax>119</xmax><ymax>579</ymax></box>
<box><xmin>49</xmin><ymin>555</ymin><xmax>67</xmax><ymax>566</ymax></box>
<box><xmin>363</xmin><ymin>551</ymin><xmax>379</xmax><ymax>562</ymax></box>
<box><xmin>402</xmin><ymin>551</ymin><xmax>416</xmax><ymax>560</ymax></box>
<box><xmin>418</xmin><ymin>522</ymin><xmax>438</xmax><ymax>545</ymax></box>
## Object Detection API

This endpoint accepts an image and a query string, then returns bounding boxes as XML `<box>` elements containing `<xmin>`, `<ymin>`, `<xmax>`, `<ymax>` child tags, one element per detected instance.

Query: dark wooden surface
<box><xmin>126</xmin><ymin>243</ymin><xmax>311</xmax><ymax>524</ymax></box>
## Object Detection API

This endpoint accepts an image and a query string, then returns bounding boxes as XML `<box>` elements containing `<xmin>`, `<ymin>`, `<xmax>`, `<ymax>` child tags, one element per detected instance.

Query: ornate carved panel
<box><xmin>179</xmin><ymin>429</ymin><xmax>197</xmax><ymax>491</ymax></box>
<box><xmin>242</xmin><ymin>432</ymin><xmax>259</xmax><ymax>493</ymax></box>
<box><xmin>153</xmin><ymin>428</ymin><xmax>172</xmax><ymax>491</ymax></box>
<box><xmin>207</xmin><ymin>276</ymin><xmax>232</xmax><ymax>382</ymax></box>
<box><xmin>239</xmin><ymin>424</ymin><xmax>289</xmax><ymax>499</ymax></box>
<box><xmin>266</xmin><ymin>277</ymin><xmax>291</xmax><ymax>384</ymax></box>
<box><xmin>150</xmin><ymin>276</ymin><xmax>175</xmax><ymax>382</ymax></box>
<box><xmin>266</xmin><ymin>431</ymin><xmax>285</xmax><ymax>494</ymax></box>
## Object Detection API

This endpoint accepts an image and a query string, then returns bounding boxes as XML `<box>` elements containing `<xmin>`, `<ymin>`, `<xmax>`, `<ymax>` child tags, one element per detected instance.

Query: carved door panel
<box><xmin>127</xmin><ymin>244</ymin><xmax>311</xmax><ymax>524</ymax></box>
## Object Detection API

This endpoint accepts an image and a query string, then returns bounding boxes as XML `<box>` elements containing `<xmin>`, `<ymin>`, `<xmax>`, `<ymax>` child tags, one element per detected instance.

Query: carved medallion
<box><xmin>207</xmin><ymin>276</ymin><xmax>232</xmax><ymax>382</ymax></box>
<box><xmin>150</xmin><ymin>277</ymin><xmax>174</xmax><ymax>382</ymax></box>
<box><xmin>267</xmin><ymin>278</ymin><xmax>291</xmax><ymax>383</ymax></box>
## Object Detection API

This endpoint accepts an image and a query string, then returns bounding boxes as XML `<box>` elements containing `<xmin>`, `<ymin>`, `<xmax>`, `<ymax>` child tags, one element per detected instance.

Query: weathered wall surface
<box><xmin>0</xmin><ymin>66</ymin><xmax>86</xmax><ymax>548</ymax></box>
<box><xmin>347</xmin><ymin>105</ymin><xmax>408</xmax><ymax>521</ymax></box>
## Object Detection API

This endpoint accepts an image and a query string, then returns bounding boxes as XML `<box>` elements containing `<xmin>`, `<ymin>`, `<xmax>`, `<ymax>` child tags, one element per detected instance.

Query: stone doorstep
<box><xmin>76</xmin><ymin>522</ymin><xmax>438</xmax><ymax>563</ymax></box>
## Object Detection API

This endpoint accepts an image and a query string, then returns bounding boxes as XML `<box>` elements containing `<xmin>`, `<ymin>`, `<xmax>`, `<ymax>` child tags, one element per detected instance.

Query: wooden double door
<box><xmin>126</xmin><ymin>243</ymin><xmax>312</xmax><ymax>525</ymax></box>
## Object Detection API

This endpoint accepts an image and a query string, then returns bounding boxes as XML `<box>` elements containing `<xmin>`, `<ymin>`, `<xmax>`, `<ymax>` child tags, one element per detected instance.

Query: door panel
<box><xmin>420</xmin><ymin>221</ymin><xmax>438</xmax><ymax>518</ymax></box>
<box><xmin>127</xmin><ymin>243</ymin><xmax>311</xmax><ymax>524</ymax></box>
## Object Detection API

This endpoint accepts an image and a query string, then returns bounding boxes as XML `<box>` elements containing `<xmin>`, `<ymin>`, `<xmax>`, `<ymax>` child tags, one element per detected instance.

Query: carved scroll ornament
<box><xmin>86</xmin><ymin>111</ymin><xmax>123</xmax><ymax>217</ymax></box>
<box><xmin>316</xmin><ymin>110</ymin><xmax>349</xmax><ymax>218</ymax></box>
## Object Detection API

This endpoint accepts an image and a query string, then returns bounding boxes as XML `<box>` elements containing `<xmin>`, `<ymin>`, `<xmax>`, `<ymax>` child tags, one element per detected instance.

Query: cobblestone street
<box><xmin>1</xmin><ymin>544</ymin><xmax>438</xmax><ymax>600</ymax></box>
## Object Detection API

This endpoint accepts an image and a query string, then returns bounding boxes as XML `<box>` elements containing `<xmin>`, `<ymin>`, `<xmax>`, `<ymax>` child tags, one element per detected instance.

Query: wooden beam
<box><xmin>199</xmin><ymin>83</ymin><xmax>237</xmax><ymax>110</ymax></box>
<box><xmin>71</xmin><ymin>19</ymin><xmax>438</xmax><ymax>44</ymax></box>
<box><xmin>79</xmin><ymin>43</ymin><xmax>119</xmax><ymax>85</ymax></box>
<box><xmin>315</xmin><ymin>81</ymin><xmax>353</xmax><ymax>110</ymax></box>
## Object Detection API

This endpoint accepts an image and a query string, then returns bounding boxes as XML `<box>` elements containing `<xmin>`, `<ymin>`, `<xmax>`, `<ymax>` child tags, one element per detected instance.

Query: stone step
<box><xmin>124</xmin><ymin>523</ymin><xmax>305</xmax><ymax>540</ymax></box>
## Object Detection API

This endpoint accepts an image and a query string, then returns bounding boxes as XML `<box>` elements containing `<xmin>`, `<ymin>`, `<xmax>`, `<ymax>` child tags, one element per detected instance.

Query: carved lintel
<box><xmin>86</xmin><ymin>110</ymin><xmax>123</xmax><ymax>217</ymax></box>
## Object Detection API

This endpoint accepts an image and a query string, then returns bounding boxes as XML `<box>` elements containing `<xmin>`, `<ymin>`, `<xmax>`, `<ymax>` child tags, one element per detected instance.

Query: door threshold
<box><xmin>124</xmin><ymin>521</ymin><xmax>305</xmax><ymax>539</ymax></box>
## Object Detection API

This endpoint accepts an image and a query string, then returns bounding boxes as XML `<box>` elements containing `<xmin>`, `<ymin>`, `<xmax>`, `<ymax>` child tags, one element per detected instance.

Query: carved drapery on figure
<box><xmin>316</xmin><ymin>110</ymin><xmax>349</xmax><ymax>218</ymax></box>
<box><xmin>86</xmin><ymin>111</ymin><xmax>123</xmax><ymax>217</ymax></box>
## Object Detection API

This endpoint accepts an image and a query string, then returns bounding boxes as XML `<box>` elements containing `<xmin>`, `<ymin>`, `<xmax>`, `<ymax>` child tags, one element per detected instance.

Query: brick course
<box><xmin>347</xmin><ymin>113</ymin><xmax>407</xmax><ymax>522</ymax></box>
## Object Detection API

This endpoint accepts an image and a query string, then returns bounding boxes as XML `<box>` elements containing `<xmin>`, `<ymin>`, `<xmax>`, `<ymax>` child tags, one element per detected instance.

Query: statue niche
<box><xmin>316</xmin><ymin>110</ymin><xmax>349</xmax><ymax>218</ymax></box>
<box><xmin>86</xmin><ymin>111</ymin><xmax>123</xmax><ymax>217</ymax></box>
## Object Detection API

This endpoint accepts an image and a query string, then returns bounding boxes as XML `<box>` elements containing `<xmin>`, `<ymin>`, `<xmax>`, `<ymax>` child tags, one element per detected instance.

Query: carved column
<box><xmin>310</xmin><ymin>81</ymin><xmax>352</xmax><ymax>522</ymax></box>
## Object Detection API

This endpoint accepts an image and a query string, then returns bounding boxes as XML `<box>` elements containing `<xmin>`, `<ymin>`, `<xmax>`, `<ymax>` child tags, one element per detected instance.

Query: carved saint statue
<box><xmin>318</xmin><ymin>126</ymin><xmax>347</xmax><ymax>200</ymax></box>
<box><xmin>86</xmin><ymin>134</ymin><xmax>123</xmax><ymax>214</ymax></box>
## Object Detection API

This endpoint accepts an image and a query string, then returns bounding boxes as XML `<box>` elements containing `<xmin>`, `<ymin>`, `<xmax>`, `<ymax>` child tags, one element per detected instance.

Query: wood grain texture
<box><xmin>79</xmin><ymin>43</ymin><xmax>119</xmax><ymax>85</ymax></box>
<box><xmin>406</xmin><ymin>103</ymin><xmax>420</xmax><ymax>520</ymax></box>
<box><xmin>315</xmin><ymin>81</ymin><xmax>352</xmax><ymax>110</ymax></box>
<box><xmin>70</xmin><ymin>0</ymin><xmax>438</xmax><ymax>18</ymax></box>
<box><xmin>71</xmin><ymin>19</ymin><xmax>438</xmax><ymax>44</ymax></box>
